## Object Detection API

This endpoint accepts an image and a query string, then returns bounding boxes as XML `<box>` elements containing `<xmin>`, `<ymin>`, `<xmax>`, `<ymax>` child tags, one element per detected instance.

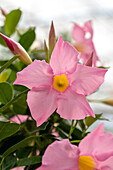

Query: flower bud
<box><xmin>101</xmin><ymin>98</ymin><xmax>113</xmax><ymax>106</ymax></box>
<box><xmin>49</xmin><ymin>21</ymin><xmax>56</xmax><ymax>55</ymax></box>
<box><xmin>0</xmin><ymin>7</ymin><xmax>7</xmax><ymax>16</ymax></box>
<box><xmin>0</xmin><ymin>33</ymin><xmax>32</xmax><ymax>65</ymax></box>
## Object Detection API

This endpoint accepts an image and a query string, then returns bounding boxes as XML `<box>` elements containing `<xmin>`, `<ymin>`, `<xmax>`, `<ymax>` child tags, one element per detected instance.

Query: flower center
<box><xmin>53</xmin><ymin>74</ymin><xmax>69</xmax><ymax>92</ymax></box>
<box><xmin>78</xmin><ymin>155</ymin><xmax>97</xmax><ymax>170</ymax></box>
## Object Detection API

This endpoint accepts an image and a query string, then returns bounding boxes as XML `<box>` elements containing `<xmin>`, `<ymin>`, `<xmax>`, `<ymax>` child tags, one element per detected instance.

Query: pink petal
<box><xmin>40</xmin><ymin>139</ymin><xmax>79</xmax><ymax>170</ymax></box>
<box><xmin>79</xmin><ymin>123</ymin><xmax>113</xmax><ymax>161</ymax></box>
<box><xmin>57</xmin><ymin>88</ymin><xmax>94</xmax><ymax>120</ymax></box>
<box><xmin>14</xmin><ymin>60</ymin><xmax>53</xmax><ymax>89</ymax></box>
<box><xmin>69</xmin><ymin>64</ymin><xmax>107</xmax><ymax>95</ymax></box>
<box><xmin>11</xmin><ymin>115</ymin><xmax>29</xmax><ymax>124</ymax></box>
<box><xmin>27</xmin><ymin>86</ymin><xmax>57</xmax><ymax>126</ymax></box>
<box><xmin>79</xmin><ymin>40</ymin><xmax>99</xmax><ymax>66</ymax></box>
<box><xmin>98</xmin><ymin>156</ymin><xmax>113</xmax><ymax>170</ymax></box>
<box><xmin>50</xmin><ymin>36</ymin><xmax>79</xmax><ymax>75</ymax></box>
<box><xmin>72</xmin><ymin>23</ymin><xmax>85</xmax><ymax>41</ymax></box>
<box><xmin>84</xmin><ymin>20</ymin><xmax>93</xmax><ymax>39</ymax></box>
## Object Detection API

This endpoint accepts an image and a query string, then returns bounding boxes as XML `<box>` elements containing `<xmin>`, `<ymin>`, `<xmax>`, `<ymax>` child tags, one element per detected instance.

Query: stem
<box><xmin>70</xmin><ymin>140</ymin><xmax>81</xmax><ymax>144</ymax></box>
<box><xmin>0</xmin><ymin>112</ymin><xmax>11</xmax><ymax>121</ymax></box>
<box><xmin>88</xmin><ymin>99</ymin><xmax>102</xmax><ymax>103</ymax></box>
<box><xmin>0</xmin><ymin>89</ymin><xmax>29</xmax><ymax>113</ymax></box>
<box><xmin>68</xmin><ymin>120</ymin><xmax>78</xmax><ymax>139</ymax></box>
<box><xmin>0</xmin><ymin>55</ymin><xmax>19</xmax><ymax>73</ymax></box>
<box><xmin>68</xmin><ymin>120</ymin><xmax>74</xmax><ymax>139</ymax></box>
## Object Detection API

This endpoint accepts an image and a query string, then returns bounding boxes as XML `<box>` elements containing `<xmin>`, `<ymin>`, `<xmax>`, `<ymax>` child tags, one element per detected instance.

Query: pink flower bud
<box><xmin>49</xmin><ymin>21</ymin><xmax>56</xmax><ymax>55</ymax></box>
<box><xmin>0</xmin><ymin>33</ymin><xmax>32</xmax><ymax>65</ymax></box>
<box><xmin>0</xmin><ymin>7</ymin><xmax>7</xmax><ymax>16</ymax></box>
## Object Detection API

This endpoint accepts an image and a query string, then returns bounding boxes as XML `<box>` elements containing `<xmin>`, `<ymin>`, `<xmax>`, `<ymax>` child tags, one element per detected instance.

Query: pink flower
<box><xmin>14</xmin><ymin>36</ymin><xmax>107</xmax><ymax>126</ymax></box>
<box><xmin>11</xmin><ymin>167</ymin><xmax>24</xmax><ymax>170</ymax></box>
<box><xmin>36</xmin><ymin>123</ymin><xmax>113</xmax><ymax>170</ymax></box>
<box><xmin>11</xmin><ymin>115</ymin><xmax>30</xmax><ymax>124</ymax></box>
<box><xmin>0</xmin><ymin>33</ymin><xmax>32</xmax><ymax>65</ymax></box>
<box><xmin>72</xmin><ymin>21</ymin><xmax>99</xmax><ymax>66</ymax></box>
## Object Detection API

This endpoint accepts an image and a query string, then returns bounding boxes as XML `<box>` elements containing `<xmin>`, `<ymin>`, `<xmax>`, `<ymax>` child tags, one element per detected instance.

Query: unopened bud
<box><xmin>49</xmin><ymin>21</ymin><xmax>56</xmax><ymax>55</ymax></box>
<box><xmin>0</xmin><ymin>33</ymin><xmax>32</xmax><ymax>65</ymax></box>
<box><xmin>101</xmin><ymin>98</ymin><xmax>113</xmax><ymax>106</ymax></box>
<box><xmin>0</xmin><ymin>7</ymin><xmax>7</xmax><ymax>16</ymax></box>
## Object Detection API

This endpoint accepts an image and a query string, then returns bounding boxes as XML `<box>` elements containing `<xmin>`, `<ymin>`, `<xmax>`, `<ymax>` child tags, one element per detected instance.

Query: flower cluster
<box><xmin>0</xmin><ymin>15</ymin><xmax>111</xmax><ymax>170</ymax></box>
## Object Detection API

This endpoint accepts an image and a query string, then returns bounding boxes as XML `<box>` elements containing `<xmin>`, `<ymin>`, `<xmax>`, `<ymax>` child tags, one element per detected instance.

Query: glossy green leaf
<box><xmin>13</xmin><ymin>93</ymin><xmax>27</xmax><ymax>114</ymax></box>
<box><xmin>0</xmin><ymin>69</ymin><xmax>10</xmax><ymax>83</ymax></box>
<box><xmin>3</xmin><ymin>154</ymin><xmax>17</xmax><ymax>170</ymax></box>
<box><xmin>0</xmin><ymin>27</ymin><xmax>7</xmax><ymax>46</ymax></box>
<box><xmin>85</xmin><ymin>113</ymin><xmax>103</xmax><ymax>127</ymax></box>
<box><xmin>30</xmin><ymin>122</ymin><xmax>49</xmax><ymax>134</ymax></box>
<box><xmin>16</xmin><ymin>146</ymin><xmax>33</xmax><ymax>159</ymax></box>
<box><xmin>4</xmin><ymin>9</ymin><xmax>22</xmax><ymax>36</ymax></box>
<box><xmin>0</xmin><ymin>121</ymin><xmax>20</xmax><ymax>141</ymax></box>
<box><xmin>16</xmin><ymin>156</ymin><xmax>42</xmax><ymax>166</ymax></box>
<box><xmin>19</xmin><ymin>28</ymin><xmax>36</xmax><ymax>51</ymax></box>
<box><xmin>0</xmin><ymin>82</ymin><xmax>13</xmax><ymax>104</ymax></box>
<box><xmin>2</xmin><ymin>136</ymin><xmax>35</xmax><ymax>158</ymax></box>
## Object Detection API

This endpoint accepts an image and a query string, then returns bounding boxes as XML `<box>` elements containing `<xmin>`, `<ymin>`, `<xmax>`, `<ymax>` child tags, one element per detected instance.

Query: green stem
<box><xmin>68</xmin><ymin>120</ymin><xmax>74</xmax><ymax>139</ymax></box>
<box><xmin>0</xmin><ymin>55</ymin><xmax>19</xmax><ymax>73</ymax></box>
<box><xmin>88</xmin><ymin>99</ymin><xmax>102</xmax><ymax>103</ymax></box>
<box><xmin>68</xmin><ymin>120</ymin><xmax>78</xmax><ymax>139</ymax></box>
<box><xmin>0</xmin><ymin>112</ymin><xmax>11</xmax><ymax>121</ymax></box>
<box><xmin>70</xmin><ymin>140</ymin><xmax>81</xmax><ymax>144</ymax></box>
<box><xmin>0</xmin><ymin>89</ymin><xmax>29</xmax><ymax>113</ymax></box>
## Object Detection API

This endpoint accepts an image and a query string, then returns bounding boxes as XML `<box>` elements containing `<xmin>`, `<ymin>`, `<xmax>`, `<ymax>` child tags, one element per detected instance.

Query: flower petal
<box><xmin>69</xmin><ymin>64</ymin><xmax>107</xmax><ymax>95</ymax></box>
<box><xmin>27</xmin><ymin>86</ymin><xmax>57</xmax><ymax>126</ymax></box>
<box><xmin>57</xmin><ymin>88</ymin><xmax>94</xmax><ymax>120</ymax></box>
<box><xmin>41</xmin><ymin>139</ymin><xmax>79</xmax><ymax>170</ymax></box>
<box><xmin>79</xmin><ymin>123</ymin><xmax>113</xmax><ymax>161</ymax></box>
<box><xmin>50</xmin><ymin>36</ymin><xmax>79</xmax><ymax>75</ymax></box>
<box><xmin>98</xmin><ymin>156</ymin><xmax>113</xmax><ymax>170</ymax></box>
<box><xmin>14</xmin><ymin>60</ymin><xmax>53</xmax><ymax>89</ymax></box>
<box><xmin>72</xmin><ymin>23</ymin><xmax>85</xmax><ymax>41</ymax></box>
<box><xmin>84</xmin><ymin>20</ymin><xmax>93</xmax><ymax>40</ymax></box>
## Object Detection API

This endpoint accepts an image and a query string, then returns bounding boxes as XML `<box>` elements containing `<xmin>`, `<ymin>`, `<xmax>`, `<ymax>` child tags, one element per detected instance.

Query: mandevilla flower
<box><xmin>14</xmin><ymin>36</ymin><xmax>107</xmax><ymax>126</ymax></box>
<box><xmin>72</xmin><ymin>20</ymin><xmax>99</xmax><ymax>66</ymax></box>
<box><xmin>37</xmin><ymin>123</ymin><xmax>113</xmax><ymax>170</ymax></box>
<box><xmin>11</xmin><ymin>115</ymin><xmax>31</xmax><ymax>124</ymax></box>
<box><xmin>0</xmin><ymin>33</ymin><xmax>32</xmax><ymax>65</ymax></box>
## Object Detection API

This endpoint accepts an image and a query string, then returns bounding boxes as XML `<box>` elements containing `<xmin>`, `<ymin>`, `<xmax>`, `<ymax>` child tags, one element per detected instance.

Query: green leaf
<box><xmin>4</xmin><ymin>9</ymin><xmax>22</xmax><ymax>36</ymax></box>
<box><xmin>19</xmin><ymin>28</ymin><xmax>36</xmax><ymax>51</ymax></box>
<box><xmin>0</xmin><ymin>55</ymin><xmax>19</xmax><ymax>74</ymax></box>
<box><xmin>0</xmin><ymin>121</ymin><xmax>20</xmax><ymax>141</ymax></box>
<box><xmin>85</xmin><ymin>113</ymin><xmax>103</xmax><ymax>127</ymax></box>
<box><xmin>0</xmin><ymin>82</ymin><xmax>13</xmax><ymax>104</ymax></box>
<box><xmin>2</xmin><ymin>136</ymin><xmax>35</xmax><ymax>158</ymax></box>
<box><xmin>0</xmin><ymin>69</ymin><xmax>10</xmax><ymax>83</ymax></box>
<box><xmin>0</xmin><ymin>27</ymin><xmax>7</xmax><ymax>46</ymax></box>
<box><xmin>16</xmin><ymin>146</ymin><xmax>33</xmax><ymax>159</ymax></box>
<box><xmin>13</xmin><ymin>93</ymin><xmax>27</xmax><ymax>114</ymax></box>
<box><xmin>3</xmin><ymin>154</ymin><xmax>17</xmax><ymax>170</ymax></box>
<box><xmin>30</xmin><ymin>122</ymin><xmax>49</xmax><ymax>134</ymax></box>
<box><xmin>16</xmin><ymin>156</ymin><xmax>42</xmax><ymax>166</ymax></box>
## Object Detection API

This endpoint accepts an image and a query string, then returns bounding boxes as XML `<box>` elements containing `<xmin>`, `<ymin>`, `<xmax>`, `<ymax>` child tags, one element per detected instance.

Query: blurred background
<box><xmin>0</xmin><ymin>0</ymin><xmax>113</xmax><ymax>132</ymax></box>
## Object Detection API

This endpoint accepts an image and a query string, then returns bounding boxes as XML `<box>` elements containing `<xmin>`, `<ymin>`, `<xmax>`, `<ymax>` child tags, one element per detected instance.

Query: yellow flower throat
<box><xmin>53</xmin><ymin>74</ymin><xmax>69</xmax><ymax>92</ymax></box>
<box><xmin>78</xmin><ymin>155</ymin><xmax>97</xmax><ymax>170</ymax></box>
